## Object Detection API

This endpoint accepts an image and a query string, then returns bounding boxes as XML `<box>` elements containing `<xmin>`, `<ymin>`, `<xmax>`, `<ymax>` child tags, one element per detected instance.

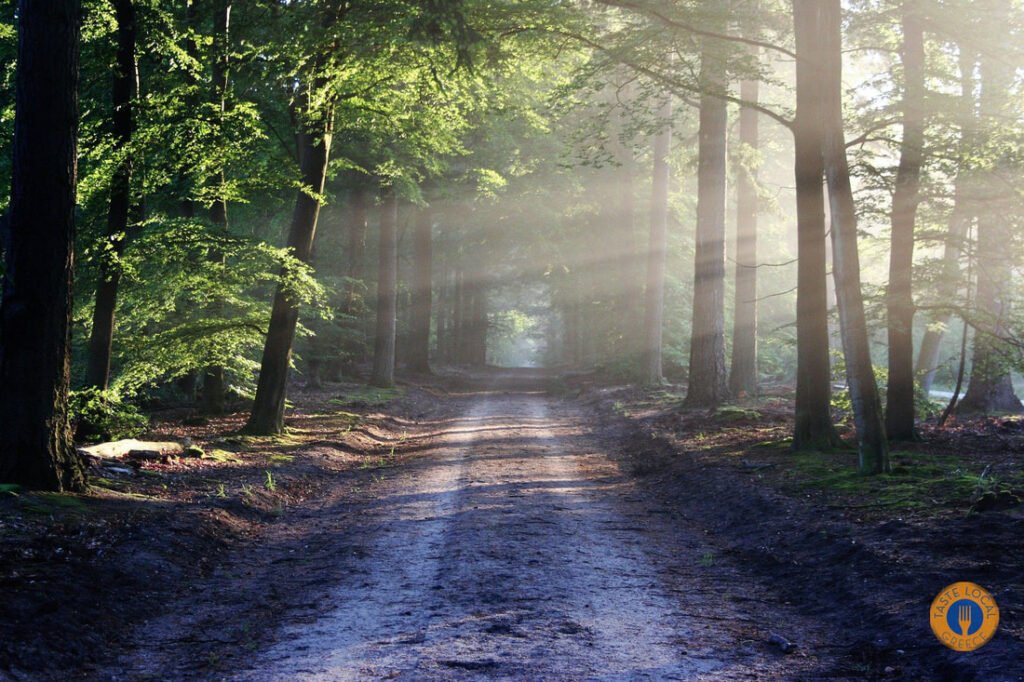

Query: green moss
<box><xmin>203</xmin><ymin>449</ymin><xmax>241</xmax><ymax>463</ymax></box>
<box><xmin>269</xmin><ymin>454</ymin><xmax>294</xmax><ymax>463</ymax></box>
<box><xmin>19</xmin><ymin>492</ymin><xmax>91</xmax><ymax>516</ymax></box>
<box><xmin>787</xmin><ymin>450</ymin><xmax>990</xmax><ymax>511</ymax></box>
<box><xmin>714</xmin><ymin>406</ymin><xmax>762</xmax><ymax>422</ymax></box>
<box><xmin>329</xmin><ymin>386</ymin><xmax>403</xmax><ymax>407</ymax></box>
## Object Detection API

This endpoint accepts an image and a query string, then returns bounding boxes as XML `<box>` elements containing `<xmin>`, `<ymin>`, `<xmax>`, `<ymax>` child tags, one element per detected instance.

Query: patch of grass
<box><xmin>269</xmin><ymin>454</ymin><xmax>294</xmax><ymax>464</ymax></box>
<box><xmin>0</xmin><ymin>483</ymin><xmax>21</xmax><ymax>497</ymax></box>
<box><xmin>264</xmin><ymin>471</ymin><xmax>276</xmax><ymax>491</ymax></box>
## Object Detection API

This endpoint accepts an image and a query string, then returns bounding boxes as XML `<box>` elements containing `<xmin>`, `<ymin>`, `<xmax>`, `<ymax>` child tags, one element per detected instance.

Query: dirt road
<box><xmin>112</xmin><ymin>378</ymin><xmax>847</xmax><ymax>680</ymax></box>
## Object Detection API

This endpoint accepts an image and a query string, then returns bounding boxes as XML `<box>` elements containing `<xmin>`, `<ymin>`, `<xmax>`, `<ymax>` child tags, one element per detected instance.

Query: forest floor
<box><xmin>0</xmin><ymin>368</ymin><xmax>1022</xmax><ymax>681</ymax></box>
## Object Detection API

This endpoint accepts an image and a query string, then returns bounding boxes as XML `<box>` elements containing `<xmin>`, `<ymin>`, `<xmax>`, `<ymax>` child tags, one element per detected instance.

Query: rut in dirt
<box><xmin>221</xmin><ymin>375</ymin><xmax>831</xmax><ymax>681</ymax></box>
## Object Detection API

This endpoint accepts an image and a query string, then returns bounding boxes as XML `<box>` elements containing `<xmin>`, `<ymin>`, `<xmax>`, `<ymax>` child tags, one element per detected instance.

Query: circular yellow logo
<box><xmin>930</xmin><ymin>582</ymin><xmax>999</xmax><ymax>651</ymax></box>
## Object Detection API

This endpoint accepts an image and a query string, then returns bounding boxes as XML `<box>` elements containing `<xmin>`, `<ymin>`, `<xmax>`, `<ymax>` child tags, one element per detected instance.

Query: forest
<box><xmin>1</xmin><ymin>0</ymin><xmax>1023</xmax><ymax>679</ymax></box>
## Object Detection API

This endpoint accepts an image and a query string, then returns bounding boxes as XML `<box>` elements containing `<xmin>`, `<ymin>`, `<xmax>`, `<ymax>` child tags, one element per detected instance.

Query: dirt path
<box><xmin>110</xmin><ymin>378</ymin><xmax>840</xmax><ymax>680</ymax></box>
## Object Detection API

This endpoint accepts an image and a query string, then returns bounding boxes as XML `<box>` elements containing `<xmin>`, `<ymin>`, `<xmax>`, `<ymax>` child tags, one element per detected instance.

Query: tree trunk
<box><xmin>730</xmin><ymin>57</ymin><xmax>760</xmax><ymax>398</ymax></box>
<box><xmin>453</xmin><ymin>266</ymin><xmax>465</xmax><ymax>364</ymax></box>
<box><xmin>244</xmin><ymin>97</ymin><xmax>332</xmax><ymax>434</ymax></box>
<box><xmin>202</xmin><ymin>0</ymin><xmax>231</xmax><ymax>414</ymax></box>
<box><xmin>370</xmin><ymin>187</ymin><xmax>398</xmax><ymax>387</ymax></box>
<box><xmin>958</xmin><ymin>28</ymin><xmax>1022</xmax><ymax>414</ymax></box>
<box><xmin>791</xmin><ymin>0</ymin><xmax>841</xmax><ymax>450</ymax></box>
<box><xmin>821</xmin><ymin>0</ymin><xmax>890</xmax><ymax>473</ymax></box>
<box><xmin>407</xmin><ymin>206</ymin><xmax>433</xmax><ymax>373</ymax></box>
<box><xmin>0</xmin><ymin>0</ymin><xmax>86</xmax><ymax>491</ymax></box>
<box><xmin>685</xmin><ymin>48</ymin><xmax>729</xmax><ymax>408</ymax></box>
<box><xmin>84</xmin><ymin>0</ymin><xmax>136</xmax><ymax>390</ymax></box>
<box><xmin>469</xmin><ymin>280</ymin><xmax>488</xmax><ymax>365</ymax></box>
<box><xmin>915</xmin><ymin>49</ymin><xmax>976</xmax><ymax>396</ymax></box>
<box><xmin>884</xmin><ymin>0</ymin><xmax>924</xmax><ymax>440</ymax></box>
<box><xmin>641</xmin><ymin>96</ymin><xmax>672</xmax><ymax>385</ymax></box>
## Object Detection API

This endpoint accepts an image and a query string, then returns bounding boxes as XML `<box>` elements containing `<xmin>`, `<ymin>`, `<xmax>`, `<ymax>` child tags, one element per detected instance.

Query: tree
<box><xmin>202</xmin><ymin>0</ymin><xmax>233</xmax><ymax>415</ymax></box>
<box><xmin>684</xmin><ymin>34</ymin><xmax>733</xmax><ymax>405</ymax></box>
<box><xmin>641</xmin><ymin>95</ymin><xmax>671</xmax><ymax>385</ymax></box>
<box><xmin>370</xmin><ymin>186</ymin><xmax>399</xmax><ymax>387</ymax></box>
<box><xmin>0</xmin><ymin>0</ymin><xmax>87</xmax><ymax>491</ymax></box>
<box><xmin>821</xmin><ymin>0</ymin><xmax>890</xmax><ymax>473</ymax></box>
<box><xmin>729</xmin><ymin>48</ymin><xmax>760</xmax><ymax>398</ymax></box>
<box><xmin>84</xmin><ymin>0</ymin><xmax>137</xmax><ymax>390</ymax></box>
<box><xmin>915</xmin><ymin>46</ymin><xmax>975</xmax><ymax>397</ymax></box>
<box><xmin>685</xmin><ymin>38</ymin><xmax>729</xmax><ymax>409</ymax></box>
<box><xmin>791</xmin><ymin>0</ymin><xmax>841</xmax><ymax>450</ymax></box>
<box><xmin>959</xmin><ymin>17</ymin><xmax>1024</xmax><ymax>414</ymax></box>
<box><xmin>407</xmin><ymin>205</ymin><xmax>434</xmax><ymax>373</ymax></box>
<box><xmin>885</xmin><ymin>0</ymin><xmax>925</xmax><ymax>440</ymax></box>
<box><xmin>245</xmin><ymin>77</ymin><xmax>333</xmax><ymax>434</ymax></box>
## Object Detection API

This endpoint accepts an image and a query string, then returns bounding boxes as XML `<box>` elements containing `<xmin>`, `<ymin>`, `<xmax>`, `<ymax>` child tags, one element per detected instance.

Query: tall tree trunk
<box><xmin>641</xmin><ymin>96</ymin><xmax>672</xmax><ymax>385</ymax></box>
<box><xmin>0</xmin><ymin>0</ymin><xmax>86</xmax><ymax>491</ymax></box>
<box><xmin>915</xmin><ymin>49</ymin><xmax>976</xmax><ymax>396</ymax></box>
<box><xmin>821</xmin><ymin>0</ymin><xmax>890</xmax><ymax>473</ymax></box>
<box><xmin>885</xmin><ymin>0</ymin><xmax>925</xmax><ymax>440</ymax></box>
<box><xmin>730</xmin><ymin>70</ymin><xmax>759</xmax><ymax>398</ymax></box>
<box><xmin>469</xmin><ymin>279</ymin><xmax>488</xmax><ymax>365</ymax></box>
<box><xmin>685</xmin><ymin>46</ymin><xmax>729</xmax><ymax>408</ymax></box>
<box><xmin>958</xmin><ymin>14</ymin><xmax>1022</xmax><ymax>414</ymax></box>
<box><xmin>244</xmin><ymin>96</ymin><xmax>332</xmax><ymax>434</ymax></box>
<box><xmin>407</xmin><ymin>206</ymin><xmax>433</xmax><ymax>373</ymax></box>
<box><xmin>791</xmin><ymin>0</ymin><xmax>841</xmax><ymax>450</ymax></box>
<box><xmin>203</xmin><ymin>0</ymin><xmax>231</xmax><ymax>414</ymax></box>
<box><xmin>453</xmin><ymin>266</ymin><xmax>465</xmax><ymax>364</ymax></box>
<box><xmin>84</xmin><ymin>0</ymin><xmax>136</xmax><ymax>390</ymax></box>
<box><xmin>370</xmin><ymin>187</ymin><xmax>398</xmax><ymax>387</ymax></box>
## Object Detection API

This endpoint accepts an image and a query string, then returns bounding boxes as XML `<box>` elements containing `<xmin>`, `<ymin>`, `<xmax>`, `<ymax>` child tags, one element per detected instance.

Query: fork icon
<box><xmin>958</xmin><ymin>603</ymin><xmax>973</xmax><ymax>635</ymax></box>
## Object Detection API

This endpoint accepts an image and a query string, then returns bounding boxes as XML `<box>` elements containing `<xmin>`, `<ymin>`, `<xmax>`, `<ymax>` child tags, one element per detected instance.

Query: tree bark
<box><xmin>370</xmin><ymin>187</ymin><xmax>398</xmax><ymax>387</ymax></box>
<box><xmin>915</xmin><ymin>49</ymin><xmax>976</xmax><ymax>396</ymax></box>
<box><xmin>821</xmin><ymin>0</ymin><xmax>890</xmax><ymax>473</ymax></box>
<box><xmin>791</xmin><ymin>0</ymin><xmax>841</xmax><ymax>450</ymax></box>
<box><xmin>641</xmin><ymin>96</ymin><xmax>672</xmax><ymax>385</ymax></box>
<box><xmin>84</xmin><ymin>0</ymin><xmax>136</xmax><ymax>390</ymax></box>
<box><xmin>885</xmin><ymin>0</ymin><xmax>924</xmax><ymax>440</ymax></box>
<box><xmin>0</xmin><ymin>0</ymin><xmax>86</xmax><ymax>491</ymax></box>
<box><xmin>685</xmin><ymin>46</ymin><xmax>730</xmax><ymax>408</ymax></box>
<box><xmin>407</xmin><ymin>206</ymin><xmax>433</xmax><ymax>373</ymax></box>
<box><xmin>245</xmin><ymin>96</ymin><xmax>332</xmax><ymax>434</ymax></box>
<box><xmin>203</xmin><ymin>0</ymin><xmax>231</xmax><ymax>414</ymax></box>
<box><xmin>729</xmin><ymin>69</ymin><xmax>760</xmax><ymax>398</ymax></box>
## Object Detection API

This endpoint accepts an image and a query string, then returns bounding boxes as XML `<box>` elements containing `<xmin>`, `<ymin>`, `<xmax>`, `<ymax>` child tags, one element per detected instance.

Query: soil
<box><xmin>0</xmin><ymin>368</ymin><xmax>1021</xmax><ymax>680</ymax></box>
